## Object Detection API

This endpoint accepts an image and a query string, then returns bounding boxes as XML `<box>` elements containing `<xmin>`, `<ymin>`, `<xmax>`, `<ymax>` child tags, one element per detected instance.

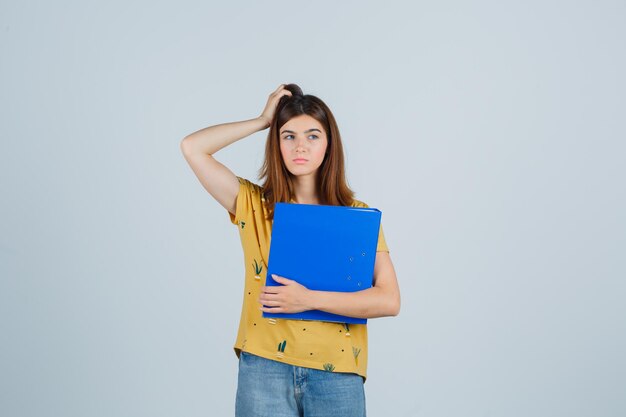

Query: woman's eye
<box><xmin>283</xmin><ymin>135</ymin><xmax>319</xmax><ymax>140</ymax></box>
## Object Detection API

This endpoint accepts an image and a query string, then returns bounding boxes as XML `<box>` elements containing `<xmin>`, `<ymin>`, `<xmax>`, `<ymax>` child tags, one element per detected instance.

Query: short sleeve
<box><xmin>377</xmin><ymin>223</ymin><xmax>390</xmax><ymax>253</ymax></box>
<box><xmin>353</xmin><ymin>199</ymin><xmax>389</xmax><ymax>253</ymax></box>
<box><xmin>228</xmin><ymin>176</ymin><xmax>254</xmax><ymax>226</ymax></box>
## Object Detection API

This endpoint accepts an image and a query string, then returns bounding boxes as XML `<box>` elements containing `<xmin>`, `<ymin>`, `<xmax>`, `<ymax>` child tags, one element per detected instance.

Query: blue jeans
<box><xmin>235</xmin><ymin>351</ymin><xmax>367</xmax><ymax>417</ymax></box>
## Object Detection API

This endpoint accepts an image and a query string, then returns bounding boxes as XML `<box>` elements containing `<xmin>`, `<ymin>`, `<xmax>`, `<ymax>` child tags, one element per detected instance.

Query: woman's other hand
<box><xmin>259</xmin><ymin>274</ymin><xmax>312</xmax><ymax>314</ymax></box>
<box><xmin>258</xmin><ymin>84</ymin><xmax>292</xmax><ymax>128</ymax></box>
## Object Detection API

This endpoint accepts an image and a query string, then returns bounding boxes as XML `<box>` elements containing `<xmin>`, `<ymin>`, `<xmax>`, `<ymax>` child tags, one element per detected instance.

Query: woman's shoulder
<box><xmin>236</xmin><ymin>176</ymin><xmax>256</xmax><ymax>187</ymax></box>
<box><xmin>350</xmin><ymin>198</ymin><xmax>369</xmax><ymax>208</ymax></box>
<box><xmin>236</xmin><ymin>176</ymin><xmax>263</xmax><ymax>194</ymax></box>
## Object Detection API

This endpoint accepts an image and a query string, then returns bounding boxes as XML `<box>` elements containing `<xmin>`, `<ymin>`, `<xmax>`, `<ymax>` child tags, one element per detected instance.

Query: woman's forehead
<box><xmin>281</xmin><ymin>115</ymin><xmax>324</xmax><ymax>134</ymax></box>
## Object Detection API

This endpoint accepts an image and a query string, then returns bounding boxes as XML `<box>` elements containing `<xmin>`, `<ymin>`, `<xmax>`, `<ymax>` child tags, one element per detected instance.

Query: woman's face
<box><xmin>279</xmin><ymin>114</ymin><xmax>328</xmax><ymax>177</ymax></box>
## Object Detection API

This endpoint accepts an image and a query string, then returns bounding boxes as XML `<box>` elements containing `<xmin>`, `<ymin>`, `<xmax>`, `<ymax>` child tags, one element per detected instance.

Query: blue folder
<box><xmin>262</xmin><ymin>202</ymin><xmax>382</xmax><ymax>324</ymax></box>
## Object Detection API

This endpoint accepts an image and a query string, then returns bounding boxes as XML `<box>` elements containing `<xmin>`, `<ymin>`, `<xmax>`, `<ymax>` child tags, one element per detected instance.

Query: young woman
<box><xmin>181</xmin><ymin>83</ymin><xmax>400</xmax><ymax>417</ymax></box>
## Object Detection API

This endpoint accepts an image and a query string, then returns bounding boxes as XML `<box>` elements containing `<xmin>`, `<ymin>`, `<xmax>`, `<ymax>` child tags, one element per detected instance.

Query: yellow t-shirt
<box><xmin>228</xmin><ymin>176</ymin><xmax>389</xmax><ymax>382</ymax></box>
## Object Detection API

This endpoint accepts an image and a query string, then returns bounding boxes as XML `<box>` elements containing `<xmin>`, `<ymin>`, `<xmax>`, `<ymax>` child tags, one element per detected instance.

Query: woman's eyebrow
<box><xmin>280</xmin><ymin>128</ymin><xmax>322</xmax><ymax>135</ymax></box>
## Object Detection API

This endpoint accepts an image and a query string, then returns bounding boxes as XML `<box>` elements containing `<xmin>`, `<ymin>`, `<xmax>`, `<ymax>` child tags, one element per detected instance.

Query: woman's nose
<box><xmin>295</xmin><ymin>137</ymin><xmax>308</xmax><ymax>149</ymax></box>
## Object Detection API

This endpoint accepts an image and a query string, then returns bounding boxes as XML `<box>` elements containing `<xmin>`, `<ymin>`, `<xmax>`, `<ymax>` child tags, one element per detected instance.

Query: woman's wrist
<box><xmin>257</xmin><ymin>115</ymin><xmax>270</xmax><ymax>129</ymax></box>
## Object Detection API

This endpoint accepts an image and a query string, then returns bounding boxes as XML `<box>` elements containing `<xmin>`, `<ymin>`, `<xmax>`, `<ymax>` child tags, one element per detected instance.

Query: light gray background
<box><xmin>1</xmin><ymin>1</ymin><xmax>624</xmax><ymax>416</ymax></box>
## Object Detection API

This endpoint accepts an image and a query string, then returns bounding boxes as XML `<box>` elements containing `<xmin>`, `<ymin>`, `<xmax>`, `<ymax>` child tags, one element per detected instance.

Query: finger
<box><xmin>271</xmin><ymin>274</ymin><xmax>286</xmax><ymax>281</ymax></box>
<box><xmin>260</xmin><ymin>292</ymin><xmax>281</xmax><ymax>302</ymax></box>
<box><xmin>261</xmin><ymin>306</ymin><xmax>283</xmax><ymax>313</ymax></box>
<box><xmin>272</xmin><ymin>91</ymin><xmax>291</xmax><ymax>103</ymax></box>
<box><xmin>260</xmin><ymin>299</ymin><xmax>281</xmax><ymax>307</ymax></box>
<box><xmin>259</xmin><ymin>291</ymin><xmax>283</xmax><ymax>302</ymax></box>
<box><xmin>272</xmin><ymin>88</ymin><xmax>292</xmax><ymax>100</ymax></box>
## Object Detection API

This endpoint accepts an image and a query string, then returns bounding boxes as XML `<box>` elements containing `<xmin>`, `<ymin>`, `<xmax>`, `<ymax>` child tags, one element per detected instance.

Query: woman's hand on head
<box><xmin>258</xmin><ymin>274</ymin><xmax>313</xmax><ymax>314</ymax></box>
<box><xmin>258</xmin><ymin>84</ymin><xmax>292</xmax><ymax>128</ymax></box>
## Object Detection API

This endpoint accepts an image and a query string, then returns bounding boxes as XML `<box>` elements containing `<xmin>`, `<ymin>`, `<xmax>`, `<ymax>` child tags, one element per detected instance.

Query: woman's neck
<box><xmin>292</xmin><ymin>175</ymin><xmax>320</xmax><ymax>205</ymax></box>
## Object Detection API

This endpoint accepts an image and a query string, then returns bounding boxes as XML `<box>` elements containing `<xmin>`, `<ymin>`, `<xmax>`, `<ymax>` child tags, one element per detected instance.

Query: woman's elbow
<box><xmin>388</xmin><ymin>296</ymin><xmax>401</xmax><ymax>317</ymax></box>
<box><xmin>390</xmin><ymin>302</ymin><xmax>400</xmax><ymax>317</ymax></box>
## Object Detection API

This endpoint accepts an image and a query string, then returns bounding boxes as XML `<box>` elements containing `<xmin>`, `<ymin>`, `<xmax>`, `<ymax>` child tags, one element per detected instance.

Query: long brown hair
<box><xmin>258</xmin><ymin>83</ymin><xmax>356</xmax><ymax>220</ymax></box>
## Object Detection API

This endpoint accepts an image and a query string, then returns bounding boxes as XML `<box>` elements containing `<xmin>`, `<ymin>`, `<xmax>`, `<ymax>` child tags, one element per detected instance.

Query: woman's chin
<box><xmin>288</xmin><ymin>169</ymin><xmax>317</xmax><ymax>178</ymax></box>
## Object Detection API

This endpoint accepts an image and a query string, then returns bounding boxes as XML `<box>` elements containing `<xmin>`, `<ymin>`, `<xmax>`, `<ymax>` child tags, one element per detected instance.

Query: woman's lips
<box><xmin>293</xmin><ymin>159</ymin><xmax>308</xmax><ymax>164</ymax></box>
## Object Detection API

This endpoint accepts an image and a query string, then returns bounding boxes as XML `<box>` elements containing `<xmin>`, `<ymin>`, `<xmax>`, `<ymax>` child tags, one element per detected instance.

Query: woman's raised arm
<box><xmin>179</xmin><ymin>84</ymin><xmax>292</xmax><ymax>215</ymax></box>
<box><xmin>180</xmin><ymin>117</ymin><xmax>266</xmax><ymax>216</ymax></box>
